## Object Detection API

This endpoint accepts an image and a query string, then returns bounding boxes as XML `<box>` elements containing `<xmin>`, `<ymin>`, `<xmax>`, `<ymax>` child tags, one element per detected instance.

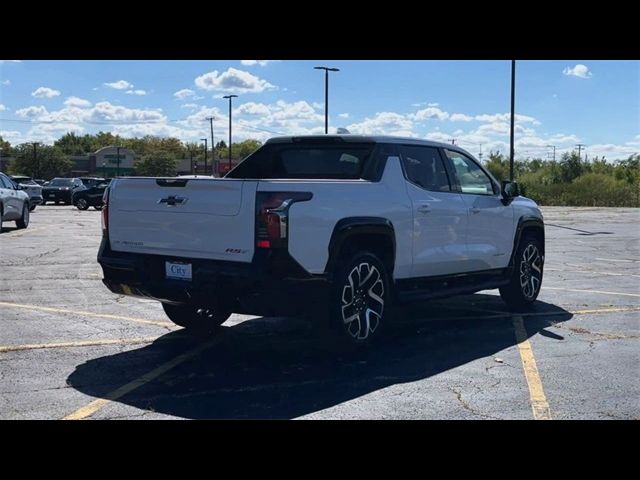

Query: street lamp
<box><xmin>116</xmin><ymin>146</ymin><xmax>122</xmax><ymax>177</ymax></box>
<box><xmin>222</xmin><ymin>94</ymin><xmax>238</xmax><ymax>172</ymax></box>
<box><xmin>314</xmin><ymin>66</ymin><xmax>340</xmax><ymax>134</ymax></box>
<box><xmin>102</xmin><ymin>162</ymin><xmax>106</xmax><ymax>178</ymax></box>
<box><xmin>200</xmin><ymin>138</ymin><xmax>208</xmax><ymax>175</ymax></box>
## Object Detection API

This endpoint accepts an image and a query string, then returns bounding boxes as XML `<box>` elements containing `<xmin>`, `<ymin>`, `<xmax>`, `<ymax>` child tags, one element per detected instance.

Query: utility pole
<box><xmin>206</xmin><ymin>117</ymin><xmax>215</xmax><ymax>175</ymax></box>
<box><xmin>546</xmin><ymin>144</ymin><xmax>556</xmax><ymax>161</ymax></box>
<box><xmin>314</xmin><ymin>66</ymin><xmax>340</xmax><ymax>134</ymax></box>
<box><xmin>576</xmin><ymin>143</ymin><xmax>586</xmax><ymax>160</ymax></box>
<box><xmin>509</xmin><ymin>60</ymin><xmax>516</xmax><ymax>181</ymax></box>
<box><xmin>200</xmin><ymin>138</ymin><xmax>208</xmax><ymax>175</ymax></box>
<box><xmin>448</xmin><ymin>138</ymin><xmax>456</xmax><ymax>145</ymax></box>
<box><xmin>223</xmin><ymin>95</ymin><xmax>238</xmax><ymax>172</ymax></box>
<box><xmin>189</xmin><ymin>148</ymin><xmax>194</xmax><ymax>175</ymax></box>
<box><xmin>478</xmin><ymin>143</ymin><xmax>483</xmax><ymax>162</ymax></box>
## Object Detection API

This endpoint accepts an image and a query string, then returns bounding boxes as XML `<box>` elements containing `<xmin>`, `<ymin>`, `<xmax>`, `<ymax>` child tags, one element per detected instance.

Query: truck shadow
<box><xmin>67</xmin><ymin>294</ymin><xmax>572</xmax><ymax>419</ymax></box>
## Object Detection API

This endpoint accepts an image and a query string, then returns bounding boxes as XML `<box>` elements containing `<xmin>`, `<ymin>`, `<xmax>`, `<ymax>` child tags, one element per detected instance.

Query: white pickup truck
<box><xmin>98</xmin><ymin>135</ymin><xmax>545</xmax><ymax>345</ymax></box>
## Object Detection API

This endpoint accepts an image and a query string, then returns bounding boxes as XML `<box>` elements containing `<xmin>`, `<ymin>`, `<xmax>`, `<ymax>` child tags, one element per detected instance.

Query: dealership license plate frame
<box><xmin>165</xmin><ymin>261</ymin><xmax>192</xmax><ymax>281</ymax></box>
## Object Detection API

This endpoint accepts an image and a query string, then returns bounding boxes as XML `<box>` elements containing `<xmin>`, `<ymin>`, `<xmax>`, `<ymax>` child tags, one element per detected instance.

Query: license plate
<box><xmin>165</xmin><ymin>262</ymin><xmax>192</xmax><ymax>281</ymax></box>
<box><xmin>48</xmin><ymin>194</ymin><xmax>55</xmax><ymax>198</ymax></box>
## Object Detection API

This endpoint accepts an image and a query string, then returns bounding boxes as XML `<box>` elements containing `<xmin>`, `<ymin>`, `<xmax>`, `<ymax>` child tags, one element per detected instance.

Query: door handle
<box><xmin>470</xmin><ymin>207</ymin><xmax>481</xmax><ymax>214</ymax></box>
<box><xmin>417</xmin><ymin>204</ymin><xmax>432</xmax><ymax>214</ymax></box>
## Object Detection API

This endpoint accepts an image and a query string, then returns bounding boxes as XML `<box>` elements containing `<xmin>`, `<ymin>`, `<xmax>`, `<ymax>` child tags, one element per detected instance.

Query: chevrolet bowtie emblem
<box><xmin>158</xmin><ymin>195</ymin><xmax>188</xmax><ymax>206</ymax></box>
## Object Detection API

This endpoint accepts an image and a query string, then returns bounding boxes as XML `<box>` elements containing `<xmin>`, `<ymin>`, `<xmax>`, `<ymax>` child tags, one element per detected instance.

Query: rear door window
<box><xmin>399</xmin><ymin>145</ymin><xmax>451</xmax><ymax>192</ymax></box>
<box><xmin>227</xmin><ymin>142</ymin><xmax>376</xmax><ymax>179</ymax></box>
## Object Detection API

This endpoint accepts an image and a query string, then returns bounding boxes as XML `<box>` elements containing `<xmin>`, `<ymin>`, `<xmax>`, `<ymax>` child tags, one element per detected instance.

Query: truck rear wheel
<box><xmin>330</xmin><ymin>252</ymin><xmax>390</xmax><ymax>346</ymax></box>
<box><xmin>162</xmin><ymin>303</ymin><xmax>231</xmax><ymax>335</ymax></box>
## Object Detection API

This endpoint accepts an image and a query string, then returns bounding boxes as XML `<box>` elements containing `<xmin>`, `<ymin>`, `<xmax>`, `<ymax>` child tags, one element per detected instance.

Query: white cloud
<box><xmin>347</xmin><ymin>112</ymin><xmax>414</xmax><ymax>137</ymax></box>
<box><xmin>16</xmin><ymin>105</ymin><xmax>49</xmax><ymax>118</ymax></box>
<box><xmin>104</xmin><ymin>80</ymin><xmax>134</xmax><ymax>90</ymax></box>
<box><xmin>174</xmin><ymin>88</ymin><xmax>195</xmax><ymax>99</ymax></box>
<box><xmin>180</xmin><ymin>103</ymin><xmax>200</xmax><ymax>110</ymax></box>
<box><xmin>64</xmin><ymin>96</ymin><xmax>92</xmax><ymax>108</ymax></box>
<box><xmin>563</xmin><ymin>64</ymin><xmax>592</xmax><ymax>79</ymax></box>
<box><xmin>312</xmin><ymin>102</ymin><xmax>324</xmax><ymax>110</ymax></box>
<box><xmin>0</xmin><ymin>60</ymin><xmax>21</xmax><ymax>64</ymax></box>
<box><xmin>450</xmin><ymin>113</ymin><xmax>473</xmax><ymax>122</ymax></box>
<box><xmin>236</xmin><ymin>102</ymin><xmax>271</xmax><ymax>116</ymax></box>
<box><xmin>240</xmin><ymin>60</ymin><xmax>273</xmax><ymax>67</ymax></box>
<box><xmin>338</xmin><ymin>113</ymin><xmax>349</xmax><ymax>118</ymax></box>
<box><xmin>0</xmin><ymin>104</ymin><xmax>6</xmax><ymax>112</ymax></box>
<box><xmin>2</xmin><ymin>79</ymin><xmax>9</xmax><ymax>86</ymax></box>
<box><xmin>475</xmin><ymin>113</ymin><xmax>541</xmax><ymax>125</ymax></box>
<box><xmin>88</xmin><ymin>101</ymin><xmax>165</xmax><ymax>124</ymax></box>
<box><xmin>427</xmin><ymin>102</ymin><xmax>439</xmax><ymax>107</ymax></box>
<box><xmin>31</xmin><ymin>86</ymin><xmax>61</xmax><ymax>98</ymax></box>
<box><xmin>413</xmin><ymin>106</ymin><xmax>450</xmax><ymax>121</ymax></box>
<box><xmin>126</xmin><ymin>89</ymin><xmax>147</xmax><ymax>96</ymax></box>
<box><xmin>194</xmin><ymin>68</ymin><xmax>275</xmax><ymax>93</ymax></box>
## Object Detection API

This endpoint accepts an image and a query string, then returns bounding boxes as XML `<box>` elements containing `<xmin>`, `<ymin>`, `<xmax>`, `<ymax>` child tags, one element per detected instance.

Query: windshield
<box><xmin>226</xmin><ymin>142</ymin><xmax>376</xmax><ymax>179</ymax></box>
<box><xmin>49</xmin><ymin>179</ymin><xmax>73</xmax><ymax>186</ymax></box>
<box><xmin>12</xmin><ymin>177</ymin><xmax>37</xmax><ymax>185</ymax></box>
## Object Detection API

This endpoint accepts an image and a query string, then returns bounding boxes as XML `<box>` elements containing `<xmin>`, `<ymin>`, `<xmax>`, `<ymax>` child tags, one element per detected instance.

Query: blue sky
<box><xmin>1</xmin><ymin>60</ymin><xmax>638</xmax><ymax>160</ymax></box>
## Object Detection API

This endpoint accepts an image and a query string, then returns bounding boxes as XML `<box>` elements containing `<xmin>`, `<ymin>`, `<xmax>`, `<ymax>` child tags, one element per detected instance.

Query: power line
<box><xmin>576</xmin><ymin>143</ymin><xmax>586</xmax><ymax>160</ymax></box>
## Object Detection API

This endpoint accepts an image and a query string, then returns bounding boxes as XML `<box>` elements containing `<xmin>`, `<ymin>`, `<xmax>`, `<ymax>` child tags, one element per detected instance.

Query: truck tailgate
<box><xmin>108</xmin><ymin>177</ymin><xmax>257</xmax><ymax>262</ymax></box>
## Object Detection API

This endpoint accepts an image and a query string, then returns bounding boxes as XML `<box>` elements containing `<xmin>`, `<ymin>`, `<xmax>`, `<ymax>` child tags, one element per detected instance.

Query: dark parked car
<box><xmin>73</xmin><ymin>179</ymin><xmax>111</xmax><ymax>210</ymax></box>
<box><xmin>80</xmin><ymin>177</ymin><xmax>108</xmax><ymax>188</ymax></box>
<box><xmin>10</xmin><ymin>175</ymin><xmax>43</xmax><ymax>211</ymax></box>
<box><xmin>42</xmin><ymin>177</ymin><xmax>86</xmax><ymax>205</ymax></box>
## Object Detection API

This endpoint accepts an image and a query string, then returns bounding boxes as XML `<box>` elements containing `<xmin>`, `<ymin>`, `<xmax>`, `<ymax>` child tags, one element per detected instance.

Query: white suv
<box><xmin>0</xmin><ymin>172</ymin><xmax>31</xmax><ymax>232</ymax></box>
<box><xmin>98</xmin><ymin>136</ymin><xmax>544</xmax><ymax>345</ymax></box>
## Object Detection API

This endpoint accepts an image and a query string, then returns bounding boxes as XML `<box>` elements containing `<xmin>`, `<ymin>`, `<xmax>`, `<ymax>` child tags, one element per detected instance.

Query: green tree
<box><xmin>484</xmin><ymin>151</ymin><xmax>510</xmax><ymax>182</ymax></box>
<box><xmin>135</xmin><ymin>150</ymin><xmax>178</xmax><ymax>176</ymax></box>
<box><xmin>0</xmin><ymin>136</ymin><xmax>12</xmax><ymax>156</ymax></box>
<box><xmin>10</xmin><ymin>144</ymin><xmax>72</xmax><ymax>179</ymax></box>
<box><xmin>54</xmin><ymin>132</ymin><xmax>87</xmax><ymax>155</ymax></box>
<box><xmin>234</xmin><ymin>139</ymin><xmax>262</xmax><ymax>160</ymax></box>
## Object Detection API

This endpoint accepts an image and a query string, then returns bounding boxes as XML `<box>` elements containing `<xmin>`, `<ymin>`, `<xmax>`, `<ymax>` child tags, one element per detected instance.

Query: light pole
<box><xmin>116</xmin><ymin>146</ymin><xmax>121</xmax><ymax>177</ymax></box>
<box><xmin>509</xmin><ymin>60</ymin><xmax>516</xmax><ymax>181</ymax></box>
<box><xmin>206</xmin><ymin>116</ymin><xmax>215</xmax><ymax>175</ymax></box>
<box><xmin>102</xmin><ymin>162</ymin><xmax>106</xmax><ymax>178</ymax></box>
<box><xmin>222</xmin><ymin>95</ymin><xmax>238</xmax><ymax>172</ymax></box>
<box><xmin>200</xmin><ymin>138</ymin><xmax>208</xmax><ymax>175</ymax></box>
<box><xmin>314</xmin><ymin>66</ymin><xmax>340</xmax><ymax>134</ymax></box>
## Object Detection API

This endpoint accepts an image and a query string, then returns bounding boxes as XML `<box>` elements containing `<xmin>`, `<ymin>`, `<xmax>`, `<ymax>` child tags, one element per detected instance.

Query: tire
<box><xmin>16</xmin><ymin>204</ymin><xmax>29</xmax><ymax>229</ymax></box>
<box><xmin>0</xmin><ymin>206</ymin><xmax>3</xmax><ymax>232</ymax></box>
<box><xmin>29</xmin><ymin>204</ymin><xmax>36</xmax><ymax>212</ymax></box>
<box><xmin>75</xmin><ymin>198</ymin><xmax>89</xmax><ymax>210</ymax></box>
<box><xmin>162</xmin><ymin>303</ymin><xmax>231</xmax><ymax>335</ymax></box>
<box><xmin>94</xmin><ymin>205</ymin><xmax>103</xmax><ymax>211</ymax></box>
<box><xmin>330</xmin><ymin>252</ymin><xmax>390</xmax><ymax>346</ymax></box>
<box><xmin>500</xmin><ymin>235</ymin><xmax>544</xmax><ymax>310</ymax></box>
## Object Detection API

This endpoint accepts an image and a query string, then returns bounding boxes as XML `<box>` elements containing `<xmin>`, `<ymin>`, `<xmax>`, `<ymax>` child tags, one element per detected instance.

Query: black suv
<box><xmin>73</xmin><ymin>179</ymin><xmax>111</xmax><ymax>210</ymax></box>
<box><xmin>42</xmin><ymin>178</ymin><xmax>86</xmax><ymax>205</ymax></box>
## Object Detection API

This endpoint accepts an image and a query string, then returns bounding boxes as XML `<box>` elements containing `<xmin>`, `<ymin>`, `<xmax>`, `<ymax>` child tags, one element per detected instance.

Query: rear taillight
<box><xmin>101</xmin><ymin>187</ymin><xmax>110</xmax><ymax>237</ymax></box>
<box><xmin>255</xmin><ymin>192</ymin><xmax>312</xmax><ymax>249</ymax></box>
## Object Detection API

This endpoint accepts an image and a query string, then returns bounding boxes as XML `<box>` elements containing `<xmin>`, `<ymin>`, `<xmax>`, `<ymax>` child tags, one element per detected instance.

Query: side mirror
<box><xmin>15</xmin><ymin>184</ymin><xmax>24</xmax><ymax>191</ymax></box>
<box><xmin>501</xmin><ymin>180</ymin><xmax>520</xmax><ymax>204</ymax></box>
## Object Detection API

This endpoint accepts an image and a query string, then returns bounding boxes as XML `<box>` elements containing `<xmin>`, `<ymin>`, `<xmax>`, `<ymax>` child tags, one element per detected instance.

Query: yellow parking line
<box><xmin>63</xmin><ymin>341</ymin><xmax>213</xmax><ymax>420</ymax></box>
<box><xmin>512</xmin><ymin>315</ymin><xmax>552</xmax><ymax>420</ymax></box>
<box><xmin>543</xmin><ymin>287</ymin><xmax>640</xmax><ymax>298</ymax></box>
<box><xmin>0</xmin><ymin>337</ymin><xmax>162</xmax><ymax>353</ymax></box>
<box><xmin>0</xmin><ymin>301</ymin><xmax>173</xmax><ymax>328</ymax></box>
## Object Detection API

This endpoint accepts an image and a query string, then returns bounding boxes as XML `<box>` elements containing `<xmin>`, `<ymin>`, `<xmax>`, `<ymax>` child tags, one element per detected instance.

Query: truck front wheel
<box><xmin>162</xmin><ymin>303</ymin><xmax>231</xmax><ymax>335</ymax></box>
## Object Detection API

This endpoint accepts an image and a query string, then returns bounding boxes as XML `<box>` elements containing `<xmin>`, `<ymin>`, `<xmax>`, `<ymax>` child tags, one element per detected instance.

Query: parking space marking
<box><xmin>593</xmin><ymin>257</ymin><xmax>639</xmax><ymax>263</ymax></box>
<box><xmin>543</xmin><ymin>287</ymin><xmax>640</xmax><ymax>298</ymax></box>
<box><xmin>512</xmin><ymin>315</ymin><xmax>552</xmax><ymax>420</ymax></box>
<box><xmin>62</xmin><ymin>341</ymin><xmax>214</xmax><ymax>420</ymax></box>
<box><xmin>546</xmin><ymin>267</ymin><xmax>640</xmax><ymax>278</ymax></box>
<box><xmin>0</xmin><ymin>226</ymin><xmax>47</xmax><ymax>238</ymax></box>
<box><xmin>0</xmin><ymin>301</ymin><xmax>173</xmax><ymax>328</ymax></box>
<box><xmin>0</xmin><ymin>337</ymin><xmax>162</xmax><ymax>353</ymax></box>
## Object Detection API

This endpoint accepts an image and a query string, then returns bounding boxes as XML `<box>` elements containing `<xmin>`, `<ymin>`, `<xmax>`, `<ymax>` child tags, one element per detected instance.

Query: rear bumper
<box><xmin>97</xmin><ymin>238</ymin><xmax>328</xmax><ymax>317</ymax></box>
<box><xmin>29</xmin><ymin>196</ymin><xmax>43</xmax><ymax>207</ymax></box>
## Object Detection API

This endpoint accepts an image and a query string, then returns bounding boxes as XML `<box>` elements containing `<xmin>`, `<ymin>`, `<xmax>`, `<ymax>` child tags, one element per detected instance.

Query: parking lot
<box><xmin>0</xmin><ymin>205</ymin><xmax>638</xmax><ymax>419</ymax></box>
